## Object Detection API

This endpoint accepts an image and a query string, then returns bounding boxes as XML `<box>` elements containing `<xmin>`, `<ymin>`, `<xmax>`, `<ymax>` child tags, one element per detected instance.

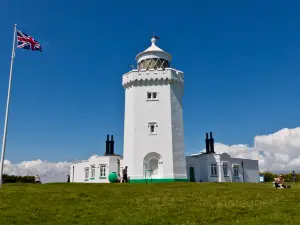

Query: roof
<box><xmin>143</xmin><ymin>38</ymin><xmax>165</xmax><ymax>52</ymax></box>
<box><xmin>136</xmin><ymin>37</ymin><xmax>172</xmax><ymax>61</ymax></box>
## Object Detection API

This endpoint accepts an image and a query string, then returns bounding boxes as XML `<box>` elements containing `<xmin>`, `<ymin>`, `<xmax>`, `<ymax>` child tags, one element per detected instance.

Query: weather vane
<box><xmin>152</xmin><ymin>32</ymin><xmax>160</xmax><ymax>40</ymax></box>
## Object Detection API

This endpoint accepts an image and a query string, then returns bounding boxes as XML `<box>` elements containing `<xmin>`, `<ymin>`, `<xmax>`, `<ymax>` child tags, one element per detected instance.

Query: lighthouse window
<box><xmin>138</xmin><ymin>58</ymin><xmax>170</xmax><ymax>71</ymax></box>
<box><xmin>150</xmin><ymin>125</ymin><xmax>155</xmax><ymax>133</ymax></box>
<box><xmin>146</xmin><ymin>92</ymin><xmax>158</xmax><ymax>101</ymax></box>
<box><xmin>148</xmin><ymin>122</ymin><xmax>157</xmax><ymax>134</ymax></box>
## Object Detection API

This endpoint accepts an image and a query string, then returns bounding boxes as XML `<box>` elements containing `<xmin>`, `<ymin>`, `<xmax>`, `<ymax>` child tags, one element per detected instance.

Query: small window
<box><xmin>152</xmin><ymin>92</ymin><xmax>157</xmax><ymax>99</ymax></box>
<box><xmin>149</xmin><ymin>122</ymin><xmax>157</xmax><ymax>135</ymax></box>
<box><xmin>211</xmin><ymin>163</ymin><xmax>218</xmax><ymax>176</ymax></box>
<box><xmin>146</xmin><ymin>92</ymin><xmax>158</xmax><ymax>101</ymax></box>
<box><xmin>100</xmin><ymin>165</ymin><xmax>106</xmax><ymax>177</ymax></box>
<box><xmin>91</xmin><ymin>165</ymin><xmax>95</xmax><ymax>178</ymax></box>
<box><xmin>150</xmin><ymin>125</ymin><xmax>155</xmax><ymax>133</ymax></box>
<box><xmin>84</xmin><ymin>167</ymin><xmax>89</xmax><ymax>179</ymax></box>
<box><xmin>233</xmin><ymin>165</ymin><xmax>239</xmax><ymax>178</ymax></box>
<box><xmin>223</xmin><ymin>163</ymin><xmax>228</xmax><ymax>177</ymax></box>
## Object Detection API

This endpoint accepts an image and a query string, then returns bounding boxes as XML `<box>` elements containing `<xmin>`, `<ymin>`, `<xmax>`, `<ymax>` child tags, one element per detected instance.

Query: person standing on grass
<box><xmin>122</xmin><ymin>166</ymin><xmax>128</xmax><ymax>183</ymax></box>
<box><xmin>67</xmin><ymin>175</ymin><xmax>70</xmax><ymax>183</ymax></box>
<box><xmin>116</xmin><ymin>173</ymin><xmax>121</xmax><ymax>183</ymax></box>
<box><xmin>292</xmin><ymin>170</ymin><xmax>296</xmax><ymax>183</ymax></box>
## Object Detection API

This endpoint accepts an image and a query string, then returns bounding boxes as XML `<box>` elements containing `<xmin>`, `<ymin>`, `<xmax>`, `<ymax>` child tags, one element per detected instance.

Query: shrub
<box><xmin>261</xmin><ymin>171</ymin><xmax>299</xmax><ymax>182</ymax></box>
<box><xmin>2</xmin><ymin>174</ymin><xmax>35</xmax><ymax>183</ymax></box>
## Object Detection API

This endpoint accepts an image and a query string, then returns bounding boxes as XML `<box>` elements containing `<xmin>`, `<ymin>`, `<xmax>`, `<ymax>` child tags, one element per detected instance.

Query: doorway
<box><xmin>189</xmin><ymin>167</ymin><xmax>195</xmax><ymax>182</ymax></box>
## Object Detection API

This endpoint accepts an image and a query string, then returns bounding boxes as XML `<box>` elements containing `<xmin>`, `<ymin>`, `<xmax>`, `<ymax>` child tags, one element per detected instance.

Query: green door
<box><xmin>189</xmin><ymin>167</ymin><xmax>195</xmax><ymax>182</ymax></box>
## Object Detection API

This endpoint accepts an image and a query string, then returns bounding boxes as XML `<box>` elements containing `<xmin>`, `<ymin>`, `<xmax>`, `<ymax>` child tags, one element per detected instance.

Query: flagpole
<box><xmin>0</xmin><ymin>24</ymin><xmax>17</xmax><ymax>189</ymax></box>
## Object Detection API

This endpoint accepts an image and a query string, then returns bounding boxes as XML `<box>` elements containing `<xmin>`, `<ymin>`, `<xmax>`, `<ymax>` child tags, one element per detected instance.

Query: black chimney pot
<box><xmin>105</xmin><ymin>134</ymin><xmax>110</xmax><ymax>155</ymax></box>
<box><xmin>209</xmin><ymin>132</ymin><xmax>215</xmax><ymax>153</ymax></box>
<box><xmin>205</xmin><ymin>133</ymin><xmax>209</xmax><ymax>154</ymax></box>
<box><xmin>110</xmin><ymin>135</ymin><xmax>115</xmax><ymax>155</ymax></box>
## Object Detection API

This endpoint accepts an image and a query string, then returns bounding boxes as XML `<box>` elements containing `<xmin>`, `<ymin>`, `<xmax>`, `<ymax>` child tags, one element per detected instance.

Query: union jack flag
<box><xmin>17</xmin><ymin>30</ymin><xmax>42</xmax><ymax>52</ymax></box>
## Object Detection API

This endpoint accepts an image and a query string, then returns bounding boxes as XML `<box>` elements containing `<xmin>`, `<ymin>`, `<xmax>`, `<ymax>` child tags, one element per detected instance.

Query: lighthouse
<box><xmin>122</xmin><ymin>37</ymin><xmax>187</xmax><ymax>183</ymax></box>
<box><xmin>69</xmin><ymin>37</ymin><xmax>259</xmax><ymax>184</ymax></box>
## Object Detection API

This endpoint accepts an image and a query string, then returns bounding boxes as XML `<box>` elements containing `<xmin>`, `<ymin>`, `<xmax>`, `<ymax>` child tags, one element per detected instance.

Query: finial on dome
<box><xmin>151</xmin><ymin>37</ymin><xmax>156</xmax><ymax>45</ymax></box>
<box><xmin>136</xmin><ymin>34</ymin><xmax>172</xmax><ymax>63</ymax></box>
<box><xmin>151</xmin><ymin>34</ymin><xmax>159</xmax><ymax>46</ymax></box>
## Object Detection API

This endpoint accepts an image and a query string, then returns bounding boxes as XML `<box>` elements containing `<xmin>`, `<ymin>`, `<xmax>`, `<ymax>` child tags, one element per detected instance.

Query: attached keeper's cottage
<box><xmin>186</xmin><ymin>133</ymin><xmax>259</xmax><ymax>183</ymax></box>
<box><xmin>70</xmin><ymin>135</ymin><xmax>123</xmax><ymax>183</ymax></box>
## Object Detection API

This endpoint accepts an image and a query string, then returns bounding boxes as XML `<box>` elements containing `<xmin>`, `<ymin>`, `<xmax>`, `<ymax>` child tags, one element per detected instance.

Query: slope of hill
<box><xmin>0</xmin><ymin>182</ymin><xmax>299</xmax><ymax>225</ymax></box>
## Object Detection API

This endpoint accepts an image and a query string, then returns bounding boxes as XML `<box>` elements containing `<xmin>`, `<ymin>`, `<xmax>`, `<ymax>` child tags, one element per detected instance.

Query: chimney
<box><xmin>209</xmin><ymin>132</ymin><xmax>215</xmax><ymax>153</ymax></box>
<box><xmin>205</xmin><ymin>133</ymin><xmax>209</xmax><ymax>154</ymax></box>
<box><xmin>105</xmin><ymin>134</ymin><xmax>110</xmax><ymax>155</ymax></box>
<box><xmin>110</xmin><ymin>135</ymin><xmax>115</xmax><ymax>155</ymax></box>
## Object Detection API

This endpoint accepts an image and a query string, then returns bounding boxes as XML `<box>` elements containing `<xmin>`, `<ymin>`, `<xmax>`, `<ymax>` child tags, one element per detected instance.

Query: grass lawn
<box><xmin>0</xmin><ymin>182</ymin><xmax>299</xmax><ymax>225</ymax></box>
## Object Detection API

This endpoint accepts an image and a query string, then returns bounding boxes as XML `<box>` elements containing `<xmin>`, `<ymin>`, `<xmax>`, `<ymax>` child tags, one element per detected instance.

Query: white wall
<box><xmin>186</xmin><ymin>153</ymin><xmax>259</xmax><ymax>183</ymax></box>
<box><xmin>186</xmin><ymin>154</ymin><xmax>209</xmax><ymax>182</ymax></box>
<box><xmin>171</xmin><ymin>82</ymin><xmax>187</xmax><ymax>179</ymax></box>
<box><xmin>122</xmin><ymin>68</ymin><xmax>186</xmax><ymax>181</ymax></box>
<box><xmin>231</xmin><ymin>157</ymin><xmax>259</xmax><ymax>183</ymax></box>
<box><xmin>219</xmin><ymin>153</ymin><xmax>232</xmax><ymax>182</ymax></box>
<box><xmin>70</xmin><ymin>156</ymin><xmax>122</xmax><ymax>183</ymax></box>
<box><xmin>206</xmin><ymin>154</ymin><xmax>221</xmax><ymax>182</ymax></box>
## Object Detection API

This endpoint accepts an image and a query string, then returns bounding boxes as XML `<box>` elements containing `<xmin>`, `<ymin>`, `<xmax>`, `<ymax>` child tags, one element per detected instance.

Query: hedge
<box><xmin>261</xmin><ymin>171</ymin><xmax>299</xmax><ymax>182</ymax></box>
<box><xmin>2</xmin><ymin>174</ymin><xmax>35</xmax><ymax>183</ymax></box>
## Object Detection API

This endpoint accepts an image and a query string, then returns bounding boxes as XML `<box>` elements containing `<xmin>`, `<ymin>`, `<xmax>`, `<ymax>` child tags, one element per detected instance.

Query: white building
<box><xmin>70</xmin><ymin>37</ymin><xmax>259</xmax><ymax>184</ymax></box>
<box><xmin>70</xmin><ymin>155</ymin><xmax>123</xmax><ymax>183</ymax></box>
<box><xmin>186</xmin><ymin>133</ymin><xmax>259</xmax><ymax>183</ymax></box>
<box><xmin>122</xmin><ymin>37</ymin><xmax>187</xmax><ymax>183</ymax></box>
<box><xmin>70</xmin><ymin>135</ymin><xmax>124</xmax><ymax>183</ymax></box>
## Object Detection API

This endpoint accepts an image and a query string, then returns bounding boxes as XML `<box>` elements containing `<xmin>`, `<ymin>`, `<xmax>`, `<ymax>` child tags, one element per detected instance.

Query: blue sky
<box><xmin>1</xmin><ymin>0</ymin><xmax>300</xmax><ymax>163</ymax></box>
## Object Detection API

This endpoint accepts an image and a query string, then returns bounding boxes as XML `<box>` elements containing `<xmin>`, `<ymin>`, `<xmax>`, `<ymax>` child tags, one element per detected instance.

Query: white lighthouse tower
<box><xmin>122</xmin><ymin>37</ymin><xmax>187</xmax><ymax>183</ymax></box>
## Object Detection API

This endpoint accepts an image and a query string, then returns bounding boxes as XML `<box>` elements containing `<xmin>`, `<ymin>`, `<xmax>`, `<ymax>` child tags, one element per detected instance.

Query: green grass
<box><xmin>0</xmin><ymin>182</ymin><xmax>300</xmax><ymax>225</ymax></box>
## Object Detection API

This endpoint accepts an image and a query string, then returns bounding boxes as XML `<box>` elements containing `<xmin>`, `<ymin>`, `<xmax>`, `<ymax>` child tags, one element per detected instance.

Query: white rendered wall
<box><xmin>122</xmin><ymin>68</ymin><xmax>186</xmax><ymax>181</ymax></box>
<box><xmin>171</xmin><ymin>83</ymin><xmax>187</xmax><ymax>179</ymax></box>
<box><xmin>186</xmin><ymin>153</ymin><xmax>259</xmax><ymax>183</ymax></box>
<box><xmin>231</xmin><ymin>158</ymin><xmax>259</xmax><ymax>183</ymax></box>
<box><xmin>206</xmin><ymin>154</ymin><xmax>221</xmax><ymax>182</ymax></box>
<box><xmin>186</xmin><ymin>156</ymin><xmax>201</xmax><ymax>182</ymax></box>
<box><xmin>70</xmin><ymin>156</ymin><xmax>122</xmax><ymax>183</ymax></box>
<box><xmin>219</xmin><ymin>153</ymin><xmax>233</xmax><ymax>182</ymax></box>
<box><xmin>186</xmin><ymin>154</ymin><xmax>220</xmax><ymax>182</ymax></box>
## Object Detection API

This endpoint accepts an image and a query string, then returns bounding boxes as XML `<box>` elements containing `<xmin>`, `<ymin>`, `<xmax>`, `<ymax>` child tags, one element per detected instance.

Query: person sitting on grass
<box><xmin>273</xmin><ymin>175</ymin><xmax>291</xmax><ymax>188</ymax></box>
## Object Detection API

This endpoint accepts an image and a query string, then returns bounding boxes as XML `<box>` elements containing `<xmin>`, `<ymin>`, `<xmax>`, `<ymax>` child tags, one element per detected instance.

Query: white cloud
<box><xmin>199</xmin><ymin>127</ymin><xmax>300</xmax><ymax>173</ymax></box>
<box><xmin>3</xmin><ymin>159</ymin><xmax>72</xmax><ymax>183</ymax></box>
<box><xmin>3</xmin><ymin>127</ymin><xmax>300</xmax><ymax>182</ymax></box>
<box><xmin>3</xmin><ymin>155</ymin><xmax>101</xmax><ymax>183</ymax></box>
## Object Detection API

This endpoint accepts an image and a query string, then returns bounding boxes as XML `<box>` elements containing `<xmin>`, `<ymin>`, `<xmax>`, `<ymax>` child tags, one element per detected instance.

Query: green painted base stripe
<box><xmin>129</xmin><ymin>178</ymin><xmax>188</xmax><ymax>184</ymax></box>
